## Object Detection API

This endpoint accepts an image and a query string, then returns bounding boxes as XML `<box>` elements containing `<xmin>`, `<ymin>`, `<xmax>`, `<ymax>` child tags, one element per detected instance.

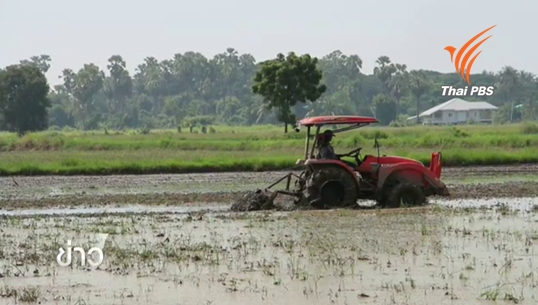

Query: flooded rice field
<box><xmin>1</xmin><ymin>164</ymin><xmax>538</xmax><ymax>211</ymax></box>
<box><xmin>1</xmin><ymin>208</ymin><xmax>537</xmax><ymax>305</ymax></box>
<box><xmin>0</xmin><ymin>164</ymin><xmax>537</xmax><ymax>304</ymax></box>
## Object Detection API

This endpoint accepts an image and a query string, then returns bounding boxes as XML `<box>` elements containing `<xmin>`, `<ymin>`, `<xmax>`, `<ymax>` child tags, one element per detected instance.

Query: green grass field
<box><xmin>1</xmin><ymin>122</ymin><xmax>538</xmax><ymax>175</ymax></box>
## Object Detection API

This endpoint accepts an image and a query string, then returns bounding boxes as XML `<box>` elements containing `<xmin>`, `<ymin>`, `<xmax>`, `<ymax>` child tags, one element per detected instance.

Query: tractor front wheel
<box><xmin>384</xmin><ymin>182</ymin><xmax>426</xmax><ymax>208</ymax></box>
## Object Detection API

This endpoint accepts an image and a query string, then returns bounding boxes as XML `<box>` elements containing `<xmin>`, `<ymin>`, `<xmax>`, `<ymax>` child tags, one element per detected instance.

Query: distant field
<box><xmin>1</xmin><ymin>122</ymin><xmax>538</xmax><ymax>175</ymax></box>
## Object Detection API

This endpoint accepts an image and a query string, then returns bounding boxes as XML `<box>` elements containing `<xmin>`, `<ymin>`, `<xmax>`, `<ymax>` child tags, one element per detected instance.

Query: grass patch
<box><xmin>0</xmin><ymin>124</ymin><xmax>537</xmax><ymax>151</ymax></box>
<box><xmin>1</xmin><ymin>123</ymin><xmax>537</xmax><ymax>175</ymax></box>
<box><xmin>0</xmin><ymin>147</ymin><xmax>537</xmax><ymax>176</ymax></box>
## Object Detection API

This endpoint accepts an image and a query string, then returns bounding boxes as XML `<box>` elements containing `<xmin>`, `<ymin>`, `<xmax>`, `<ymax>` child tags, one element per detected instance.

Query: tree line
<box><xmin>0</xmin><ymin>49</ymin><xmax>536</xmax><ymax>135</ymax></box>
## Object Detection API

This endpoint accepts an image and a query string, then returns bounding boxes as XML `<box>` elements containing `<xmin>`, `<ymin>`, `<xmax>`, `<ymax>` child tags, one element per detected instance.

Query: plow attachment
<box><xmin>230</xmin><ymin>173</ymin><xmax>305</xmax><ymax>212</ymax></box>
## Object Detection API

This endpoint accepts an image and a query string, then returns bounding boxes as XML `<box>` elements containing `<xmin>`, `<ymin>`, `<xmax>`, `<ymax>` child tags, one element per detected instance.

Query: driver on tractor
<box><xmin>317</xmin><ymin>130</ymin><xmax>356</xmax><ymax>169</ymax></box>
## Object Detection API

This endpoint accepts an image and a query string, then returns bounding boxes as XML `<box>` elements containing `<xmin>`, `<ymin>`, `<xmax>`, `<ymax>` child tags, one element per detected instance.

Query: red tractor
<box><xmin>240</xmin><ymin>115</ymin><xmax>449</xmax><ymax>210</ymax></box>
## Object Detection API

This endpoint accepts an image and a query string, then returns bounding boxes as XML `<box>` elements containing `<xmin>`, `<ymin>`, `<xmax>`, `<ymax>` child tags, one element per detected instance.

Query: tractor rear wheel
<box><xmin>384</xmin><ymin>182</ymin><xmax>426</xmax><ymax>208</ymax></box>
<box><xmin>303</xmin><ymin>166</ymin><xmax>359</xmax><ymax>209</ymax></box>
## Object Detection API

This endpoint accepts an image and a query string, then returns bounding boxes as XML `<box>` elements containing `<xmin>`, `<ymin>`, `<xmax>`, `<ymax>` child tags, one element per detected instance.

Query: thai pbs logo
<box><xmin>56</xmin><ymin>234</ymin><xmax>108</xmax><ymax>268</ymax></box>
<box><xmin>441</xmin><ymin>25</ymin><xmax>496</xmax><ymax>97</ymax></box>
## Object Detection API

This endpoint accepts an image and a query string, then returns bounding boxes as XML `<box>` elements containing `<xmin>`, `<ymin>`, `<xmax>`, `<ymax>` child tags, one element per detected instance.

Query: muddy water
<box><xmin>1</xmin><ymin>197</ymin><xmax>537</xmax><ymax>217</ymax></box>
<box><xmin>1</xmin><ymin>209</ymin><xmax>537</xmax><ymax>304</ymax></box>
<box><xmin>1</xmin><ymin>164</ymin><xmax>537</xmax><ymax>199</ymax></box>
<box><xmin>1</xmin><ymin>165</ymin><xmax>537</xmax><ymax>305</ymax></box>
<box><xmin>430</xmin><ymin>197</ymin><xmax>538</xmax><ymax>212</ymax></box>
<box><xmin>1</xmin><ymin>164</ymin><xmax>538</xmax><ymax>211</ymax></box>
<box><xmin>0</xmin><ymin>204</ymin><xmax>229</xmax><ymax>216</ymax></box>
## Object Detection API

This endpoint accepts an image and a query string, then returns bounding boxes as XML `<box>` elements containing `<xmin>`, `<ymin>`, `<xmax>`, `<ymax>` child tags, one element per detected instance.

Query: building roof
<box><xmin>409</xmin><ymin>98</ymin><xmax>498</xmax><ymax>119</ymax></box>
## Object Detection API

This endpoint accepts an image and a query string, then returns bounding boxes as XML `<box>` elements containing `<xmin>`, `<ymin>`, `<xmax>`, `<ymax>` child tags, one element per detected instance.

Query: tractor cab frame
<box><xmin>295</xmin><ymin>115</ymin><xmax>377</xmax><ymax>165</ymax></box>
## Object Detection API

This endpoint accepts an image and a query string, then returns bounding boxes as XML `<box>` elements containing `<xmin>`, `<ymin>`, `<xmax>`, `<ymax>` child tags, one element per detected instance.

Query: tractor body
<box><xmin>238</xmin><ymin>115</ymin><xmax>449</xmax><ymax>210</ymax></box>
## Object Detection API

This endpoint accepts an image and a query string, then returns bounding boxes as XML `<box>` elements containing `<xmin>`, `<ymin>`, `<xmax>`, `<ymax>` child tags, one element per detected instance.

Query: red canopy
<box><xmin>299</xmin><ymin>115</ymin><xmax>378</xmax><ymax>126</ymax></box>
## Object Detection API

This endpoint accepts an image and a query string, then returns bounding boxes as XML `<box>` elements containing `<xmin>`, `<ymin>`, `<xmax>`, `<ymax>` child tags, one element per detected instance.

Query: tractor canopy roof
<box><xmin>299</xmin><ymin>115</ymin><xmax>379</xmax><ymax>127</ymax></box>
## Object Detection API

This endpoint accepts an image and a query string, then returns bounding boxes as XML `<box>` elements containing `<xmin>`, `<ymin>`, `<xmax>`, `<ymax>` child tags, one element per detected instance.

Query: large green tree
<box><xmin>20</xmin><ymin>55</ymin><xmax>52</xmax><ymax>74</ymax></box>
<box><xmin>104</xmin><ymin>55</ymin><xmax>133</xmax><ymax>113</ymax></box>
<box><xmin>61</xmin><ymin>64</ymin><xmax>105</xmax><ymax>129</ymax></box>
<box><xmin>252</xmin><ymin>52</ymin><xmax>327</xmax><ymax>132</ymax></box>
<box><xmin>0</xmin><ymin>64</ymin><xmax>51</xmax><ymax>135</ymax></box>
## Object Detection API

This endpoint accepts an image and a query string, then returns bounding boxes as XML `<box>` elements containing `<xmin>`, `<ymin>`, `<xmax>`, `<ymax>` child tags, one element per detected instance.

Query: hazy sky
<box><xmin>0</xmin><ymin>0</ymin><xmax>533</xmax><ymax>86</ymax></box>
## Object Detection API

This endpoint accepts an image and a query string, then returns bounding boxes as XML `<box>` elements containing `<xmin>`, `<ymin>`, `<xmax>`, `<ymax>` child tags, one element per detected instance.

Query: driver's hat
<box><xmin>323</xmin><ymin>129</ymin><xmax>335</xmax><ymax>137</ymax></box>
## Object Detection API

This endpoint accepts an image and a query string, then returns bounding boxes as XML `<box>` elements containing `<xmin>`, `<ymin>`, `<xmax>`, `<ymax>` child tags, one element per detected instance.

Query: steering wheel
<box><xmin>343</xmin><ymin>147</ymin><xmax>363</xmax><ymax>164</ymax></box>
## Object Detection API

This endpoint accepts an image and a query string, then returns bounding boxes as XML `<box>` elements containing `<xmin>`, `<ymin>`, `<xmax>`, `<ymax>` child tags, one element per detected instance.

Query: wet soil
<box><xmin>0</xmin><ymin>209</ymin><xmax>537</xmax><ymax>305</ymax></box>
<box><xmin>0</xmin><ymin>164</ymin><xmax>537</xmax><ymax>210</ymax></box>
<box><xmin>1</xmin><ymin>166</ymin><xmax>537</xmax><ymax>304</ymax></box>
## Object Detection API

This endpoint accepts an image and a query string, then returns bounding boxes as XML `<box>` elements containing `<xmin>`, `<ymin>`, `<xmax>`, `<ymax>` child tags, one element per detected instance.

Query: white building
<box><xmin>407</xmin><ymin>98</ymin><xmax>498</xmax><ymax>125</ymax></box>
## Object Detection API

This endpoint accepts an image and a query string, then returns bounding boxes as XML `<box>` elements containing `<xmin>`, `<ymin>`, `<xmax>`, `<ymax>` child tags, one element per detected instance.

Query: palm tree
<box><xmin>497</xmin><ymin>66</ymin><xmax>519</xmax><ymax>122</ymax></box>
<box><xmin>304</xmin><ymin>92</ymin><xmax>355</xmax><ymax>117</ymax></box>
<box><xmin>409</xmin><ymin>70</ymin><xmax>431</xmax><ymax>124</ymax></box>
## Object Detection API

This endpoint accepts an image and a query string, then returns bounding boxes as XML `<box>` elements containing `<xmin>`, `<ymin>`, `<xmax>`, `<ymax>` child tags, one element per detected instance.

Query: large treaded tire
<box><xmin>384</xmin><ymin>182</ymin><xmax>426</xmax><ymax>209</ymax></box>
<box><xmin>303</xmin><ymin>166</ymin><xmax>359</xmax><ymax>209</ymax></box>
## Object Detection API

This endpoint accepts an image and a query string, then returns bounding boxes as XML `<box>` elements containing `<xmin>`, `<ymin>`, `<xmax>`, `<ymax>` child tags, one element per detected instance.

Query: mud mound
<box><xmin>230</xmin><ymin>190</ymin><xmax>304</xmax><ymax>212</ymax></box>
<box><xmin>230</xmin><ymin>190</ymin><xmax>276</xmax><ymax>212</ymax></box>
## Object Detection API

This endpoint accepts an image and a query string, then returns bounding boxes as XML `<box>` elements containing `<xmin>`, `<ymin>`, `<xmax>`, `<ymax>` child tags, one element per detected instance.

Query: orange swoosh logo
<box><xmin>444</xmin><ymin>25</ymin><xmax>496</xmax><ymax>85</ymax></box>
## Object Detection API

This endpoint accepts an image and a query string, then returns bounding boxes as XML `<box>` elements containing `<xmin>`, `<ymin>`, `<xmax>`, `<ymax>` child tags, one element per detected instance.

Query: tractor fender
<box><xmin>377</xmin><ymin>163</ymin><xmax>440</xmax><ymax>189</ymax></box>
<box><xmin>304</xmin><ymin>159</ymin><xmax>361</xmax><ymax>190</ymax></box>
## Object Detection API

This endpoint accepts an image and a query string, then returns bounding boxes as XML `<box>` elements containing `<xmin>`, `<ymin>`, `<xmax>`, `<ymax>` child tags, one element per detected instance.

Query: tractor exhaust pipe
<box><xmin>430</xmin><ymin>152</ymin><xmax>442</xmax><ymax>179</ymax></box>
